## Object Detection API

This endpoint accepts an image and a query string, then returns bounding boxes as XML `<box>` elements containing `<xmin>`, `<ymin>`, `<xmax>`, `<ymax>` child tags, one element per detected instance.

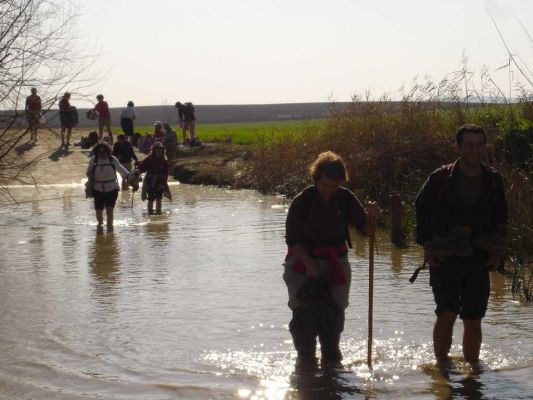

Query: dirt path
<box><xmin>7</xmin><ymin>129</ymin><xmax>255</xmax><ymax>189</ymax></box>
<box><xmin>9</xmin><ymin>129</ymin><xmax>109</xmax><ymax>185</ymax></box>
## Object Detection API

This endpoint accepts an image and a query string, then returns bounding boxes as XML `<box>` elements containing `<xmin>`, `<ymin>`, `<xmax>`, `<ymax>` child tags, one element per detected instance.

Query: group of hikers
<box><xmin>24</xmin><ymin>88</ymin><xmax>198</xmax><ymax>150</ymax></box>
<box><xmin>283</xmin><ymin>124</ymin><xmax>507</xmax><ymax>372</ymax></box>
<box><xmin>28</xmin><ymin>88</ymin><xmax>508</xmax><ymax>373</ymax></box>
<box><xmin>86</xmin><ymin>135</ymin><xmax>171</xmax><ymax>229</ymax></box>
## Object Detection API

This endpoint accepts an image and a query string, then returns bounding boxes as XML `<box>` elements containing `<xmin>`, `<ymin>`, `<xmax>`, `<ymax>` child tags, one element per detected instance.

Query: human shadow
<box><xmin>48</xmin><ymin>146</ymin><xmax>73</xmax><ymax>161</ymax></box>
<box><xmin>15</xmin><ymin>141</ymin><xmax>35</xmax><ymax>156</ymax></box>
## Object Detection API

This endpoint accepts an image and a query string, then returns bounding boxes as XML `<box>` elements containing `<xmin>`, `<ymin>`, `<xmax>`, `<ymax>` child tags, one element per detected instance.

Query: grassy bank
<box><xmin>130</xmin><ymin>119</ymin><xmax>323</xmax><ymax>145</ymax></box>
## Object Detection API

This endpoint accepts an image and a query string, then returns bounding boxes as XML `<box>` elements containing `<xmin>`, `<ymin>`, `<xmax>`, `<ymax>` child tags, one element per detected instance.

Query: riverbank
<box><xmin>0</xmin><ymin>129</ymin><xmax>257</xmax><ymax>189</ymax></box>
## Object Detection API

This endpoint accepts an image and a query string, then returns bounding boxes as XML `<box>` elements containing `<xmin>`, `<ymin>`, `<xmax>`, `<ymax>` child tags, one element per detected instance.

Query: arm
<box><xmin>138</xmin><ymin>158</ymin><xmax>147</xmax><ymax>174</ymax></box>
<box><xmin>415</xmin><ymin>174</ymin><xmax>441</xmax><ymax>267</ymax></box>
<box><xmin>130</xmin><ymin>143</ymin><xmax>138</xmax><ymax>162</ymax></box>
<box><xmin>487</xmin><ymin>174</ymin><xmax>509</xmax><ymax>270</ymax></box>
<box><xmin>86</xmin><ymin>157</ymin><xmax>95</xmax><ymax>177</ymax></box>
<box><xmin>112</xmin><ymin>143</ymin><xmax>119</xmax><ymax>158</ymax></box>
<box><xmin>112</xmin><ymin>156</ymin><xmax>131</xmax><ymax>178</ymax></box>
<box><xmin>286</xmin><ymin>195</ymin><xmax>318</xmax><ymax>277</ymax></box>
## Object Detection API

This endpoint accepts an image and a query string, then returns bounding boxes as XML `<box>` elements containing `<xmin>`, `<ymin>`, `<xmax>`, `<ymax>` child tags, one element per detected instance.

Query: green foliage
<box><xmin>132</xmin><ymin>120</ymin><xmax>324</xmax><ymax>145</ymax></box>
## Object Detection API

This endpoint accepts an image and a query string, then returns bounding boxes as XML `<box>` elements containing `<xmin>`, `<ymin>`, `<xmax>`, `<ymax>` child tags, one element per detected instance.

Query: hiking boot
<box><xmin>424</xmin><ymin>226</ymin><xmax>473</xmax><ymax>257</ymax></box>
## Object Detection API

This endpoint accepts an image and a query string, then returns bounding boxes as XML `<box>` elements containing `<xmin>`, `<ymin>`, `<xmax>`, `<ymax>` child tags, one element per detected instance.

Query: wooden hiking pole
<box><xmin>367</xmin><ymin>215</ymin><xmax>377</xmax><ymax>369</ymax></box>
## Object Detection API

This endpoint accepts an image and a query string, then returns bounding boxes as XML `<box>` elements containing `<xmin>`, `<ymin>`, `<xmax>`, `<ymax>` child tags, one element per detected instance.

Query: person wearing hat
<box><xmin>86</xmin><ymin>141</ymin><xmax>135</xmax><ymax>231</ymax></box>
<box><xmin>153</xmin><ymin>120</ymin><xmax>166</xmax><ymax>144</ymax></box>
<box><xmin>137</xmin><ymin>141</ymin><xmax>171</xmax><ymax>215</ymax></box>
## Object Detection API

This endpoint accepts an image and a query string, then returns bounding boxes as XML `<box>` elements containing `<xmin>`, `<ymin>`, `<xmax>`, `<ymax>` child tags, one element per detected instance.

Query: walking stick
<box><xmin>367</xmin><ymin>215</ymin><xmax>377</xmax><ymax>369</ymax></box>
<box><xmin>131</xmin><ymin>189</ymin><xmax>135</xmax><ymax>211</ymax></box>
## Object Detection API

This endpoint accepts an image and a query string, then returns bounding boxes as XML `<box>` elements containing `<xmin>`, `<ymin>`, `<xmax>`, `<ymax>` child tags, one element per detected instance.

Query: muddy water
<box><xmin>0</xmin><ymin>183</ymin><xmax>532</xmax><ymax>399</ymax></box>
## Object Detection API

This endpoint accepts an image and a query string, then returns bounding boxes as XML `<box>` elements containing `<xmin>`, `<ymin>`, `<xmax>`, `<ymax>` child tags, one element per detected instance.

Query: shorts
<box><xmin>99</xmin><ymin>116</ymin><xmax>112</xmax><ymax>130</ymax></box>
<box><xmin>93</xmin><ymin>189</ymin><xmax>119</xmax><ymax>210</ymax></box>
<box><xmin>60</xmin><ymin>110</ymin><xmax>78</xmax><ymax>128</ymax></box>
<box><xmin>146</xmin><ymin>190</ymin><xmax>163</xmax><ymax>201</ymax></box>
<box><xmin>429</xmin><ymin>257</ymin><xmax>490</xmax><ymax>319</ymax></box>
<box><xmin>26</xmin><ymin>110</ymin><xmax>40</xmax><ymax>127</ymax></box>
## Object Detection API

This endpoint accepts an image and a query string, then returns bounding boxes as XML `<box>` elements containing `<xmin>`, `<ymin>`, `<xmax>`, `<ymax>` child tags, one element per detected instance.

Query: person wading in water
<box><xmin>137</xmin><ymin>141</ymin><xmax>171</xmax><ymax>215</ymax></box>
<box><xmin>87</xmin><ymin>142</ymin><xmax>135</xmax><ymax>232</ymax></box>
<box><xmin>415</xmin><ymin>124</ymin><xmax>508</xmax><ymax>370</ymax></box>
<box><xmin>283</xmin><ymin>151</ymin><xmax>379</xmax><ymax>369</ymax></box>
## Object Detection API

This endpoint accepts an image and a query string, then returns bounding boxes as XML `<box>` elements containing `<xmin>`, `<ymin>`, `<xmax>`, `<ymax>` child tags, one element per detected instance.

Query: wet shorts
<box><xmin>429</xmin><ymin>257</ymin><xmax>490</xmax><ymax>319</ymax></box>
<box><xmin>93</xmin><ymin>189</ymin><xmax>119</xmax><ymax>210</ymax></box>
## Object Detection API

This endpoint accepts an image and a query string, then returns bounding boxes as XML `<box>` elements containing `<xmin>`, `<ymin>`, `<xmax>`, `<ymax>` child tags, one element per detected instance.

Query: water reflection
<box><xmin>286</xmin><ymin>368</ymin><xmax>365</xmax><ymax>399</ymax></box>
<box><xmin>89</xmin><ymin>231</ymin><xmax>120</xmax><ymax>283</ymax></box>
<box><xmin>424</xmin><ymin>364</ymin><xmax>487</xmax><ymax>400</ymax></box>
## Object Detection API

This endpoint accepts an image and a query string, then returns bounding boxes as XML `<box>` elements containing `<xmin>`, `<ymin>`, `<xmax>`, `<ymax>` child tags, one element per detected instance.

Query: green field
<box><xmin>131</xmin><ymin>119</ymin><xmax>324</xmax><ymax>145</ymax></box>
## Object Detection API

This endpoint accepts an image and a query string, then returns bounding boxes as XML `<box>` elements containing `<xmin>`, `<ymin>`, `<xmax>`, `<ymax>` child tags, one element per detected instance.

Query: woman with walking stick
<box><xmin>283</xmin><ymin>151</ymin><xmax>379</xmax><ymax>370</ymax></box>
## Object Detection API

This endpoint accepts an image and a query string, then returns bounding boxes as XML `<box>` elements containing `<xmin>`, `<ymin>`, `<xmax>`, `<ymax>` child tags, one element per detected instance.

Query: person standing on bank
<box><xmin>25</xmin><ymin>87</ymin><xmax>42</xmax><ymax>142</ymax></box>
<box><xmin>87</xmin><ymin>142</ymin><xmax>133</xmax><ymax>231</ymax></box>
<box><xmin>175</xmin><ymin>101</ymin><xmax>196</xmax><ymax>145</ymax></box>
<box><xmin>120</xmin><ymin>101</ymin><xmax>136</xmax><ymax>142</ymax></box>
<box><xmin>58</xmin><ymin>92</ymin><xmax>78</xmax><ymax>148</ymax></box>
<box><xmin>90</xmin><ymin>94</ymin><xmax>113</xmax><ymax>144</ymax></box>
<box><xmin>284</xmin><ymin>151</ymin><xmax>379</xmax><ymax>369</ymax></box>
<box><xmin>415</xmin><ymin>124</ymin><xmax>508</xmax><ymax>368</ymax></box>
<box><xmin>112</xmin><ymin>134</ymin><xmax>139</xmax><ymax>191</ymax></box>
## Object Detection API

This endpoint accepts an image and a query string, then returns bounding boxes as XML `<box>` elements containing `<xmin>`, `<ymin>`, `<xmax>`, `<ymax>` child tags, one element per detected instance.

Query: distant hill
<box><xmin>1</xmin><ymin>102</ymin><xmax>351</xmax><ymax>129</ymax></box>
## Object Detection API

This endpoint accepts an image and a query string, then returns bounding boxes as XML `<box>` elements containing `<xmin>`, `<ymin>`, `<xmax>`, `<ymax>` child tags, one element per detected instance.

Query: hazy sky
<box><xmin>75</xmin><ymin>0</ymin><xmax>533</xmax><ymax>106</ymax></box>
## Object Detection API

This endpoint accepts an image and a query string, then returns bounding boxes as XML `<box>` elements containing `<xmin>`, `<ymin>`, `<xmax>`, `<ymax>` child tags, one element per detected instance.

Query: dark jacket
<box><xmin>415</xmin><ymin>159</ymin><xmax>507</xmax><ymax>246</ymax></box>
<box><xmin>285</xmin><ymin>185</ymin><xmax>367</xmax><ymax>248</ymax></box>
<box><xmin>112</xmin><ymin>141</ymin><xmax>138</xmax><ymax>164</ymax></box>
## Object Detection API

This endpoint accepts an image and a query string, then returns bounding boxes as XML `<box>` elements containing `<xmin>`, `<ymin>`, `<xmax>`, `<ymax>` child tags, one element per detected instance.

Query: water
<box><xmin>0</xmin><ymin>184</ymin><xmax>532</xmax><ymax>399</ymax></box>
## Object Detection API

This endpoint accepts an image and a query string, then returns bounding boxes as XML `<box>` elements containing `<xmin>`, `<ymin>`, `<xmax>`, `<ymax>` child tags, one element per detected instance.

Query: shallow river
<box><xmin>0</xmin><ymin>183</ymin><xmax>532</xmax><ymax>399</ymax></box>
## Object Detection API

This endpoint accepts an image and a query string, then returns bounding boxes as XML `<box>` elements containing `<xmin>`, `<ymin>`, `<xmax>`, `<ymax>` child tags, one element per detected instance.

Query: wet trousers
<box><xmin>283</xmin><ymin>255</ymin><xmax>351</xmax><ymax>364</ymax></box>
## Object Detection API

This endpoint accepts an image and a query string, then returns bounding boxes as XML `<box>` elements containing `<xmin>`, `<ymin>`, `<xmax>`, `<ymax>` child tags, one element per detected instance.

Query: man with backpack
<box><xmin>415</xmin><ymin>124</ymin><xmax>508</xmax><ymax>369</ymax></box>
<box><xmin>175</xmin><ymin>101</ymin><xmax>196</xmax><ymax>146</ymax></box>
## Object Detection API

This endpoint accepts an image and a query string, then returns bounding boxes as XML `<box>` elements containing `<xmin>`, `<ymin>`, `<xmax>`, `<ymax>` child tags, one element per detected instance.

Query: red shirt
<box><xmin>95</xmin><ymin>101</ymin><xmax>111</xmax><ymax>118</ymax></box>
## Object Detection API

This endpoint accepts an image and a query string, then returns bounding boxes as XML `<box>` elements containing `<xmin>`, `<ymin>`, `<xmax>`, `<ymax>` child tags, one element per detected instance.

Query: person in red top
<box><xmin>90</xmin><ymin>94</ymin><xmax>113</xmax><ymax>144</ymax></box>
<box><xmin>137</xmin><ymin>142</ymin><xmax>171</xmax><ymax>215</ymax></box>
<box><xmin>25</xmin><ymin>88</ymin><xmax>42</xmax><ymax>142</ymax></box>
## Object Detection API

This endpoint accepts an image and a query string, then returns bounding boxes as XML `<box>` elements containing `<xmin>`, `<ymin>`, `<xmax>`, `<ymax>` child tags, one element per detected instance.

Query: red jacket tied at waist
<box><xmin>286</xmin><ymin>244</ymin><xmax>348</xmax><ymax>286</ymax></box>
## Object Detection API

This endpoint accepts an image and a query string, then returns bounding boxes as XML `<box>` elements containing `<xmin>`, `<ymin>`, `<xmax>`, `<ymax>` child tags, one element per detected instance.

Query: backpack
<box><xmin>85</xmin><ymin>157</ymin><xmax>118</xmax><ymax>198</ymax></box>
<box><xmin>184</xmin><ymin>102</ymin><xmax>195</xmax><ymax>113</ymax></box>
<box><xmin>299</xmin><ymin>185</ymin><xmax>353</xmax><ymax>248</ymax></box>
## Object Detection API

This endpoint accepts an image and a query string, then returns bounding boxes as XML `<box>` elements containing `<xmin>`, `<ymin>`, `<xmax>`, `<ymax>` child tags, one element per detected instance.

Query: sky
<box><xmin>74</xmin><ymin>0</ymin><xmax>533</xmax><ymax>107</ymax></box>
